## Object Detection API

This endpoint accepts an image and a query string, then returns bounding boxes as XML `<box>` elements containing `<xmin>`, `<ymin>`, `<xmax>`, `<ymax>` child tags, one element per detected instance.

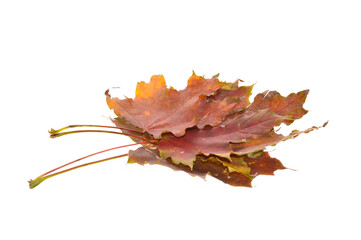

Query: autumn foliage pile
<box><xmin>29</xmin><ymin>72</ymin><xmax>326</xmax><ymax>188</ymax></box>
<box><xmin>105</xmin><ymin>72</ymin><xmax>326</xmax><ymax>187</ymax></box>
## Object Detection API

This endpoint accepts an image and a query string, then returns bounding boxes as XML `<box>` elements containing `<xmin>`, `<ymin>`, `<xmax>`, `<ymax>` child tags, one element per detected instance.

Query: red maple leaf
<box><xmin>105</xmin><ymin>72</ymin><xmax>253</xmax><ymax>138</ymax></box>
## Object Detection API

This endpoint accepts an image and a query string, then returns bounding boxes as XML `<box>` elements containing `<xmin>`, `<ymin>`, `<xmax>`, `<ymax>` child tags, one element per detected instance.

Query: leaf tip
<box><xmin>302</xmin><ymin>89</ymin><xmax>310</xmax><ymax>95</ymax></box>
<box><xmin>323</xmin><ymin>121</ymin><xmax>329</xmax><ymax>127</ymax></box>
<box><xmin>212</xmin><ymin>73</ymin><xmax>220</xmax><ymax>79</ymax></box>
<box><xmin>105</xmin><ymin>89</ymin><xmax>110</xmax><ymax>98</ymax></box>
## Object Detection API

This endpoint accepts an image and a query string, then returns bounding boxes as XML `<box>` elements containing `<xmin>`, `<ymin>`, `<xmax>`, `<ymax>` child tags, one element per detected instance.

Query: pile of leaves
<box><xmin>29</xmin><ymin>72</ymin><xmax>326</xmax><ymax>189</ymax></box>
<box><xmin>105</xmin><ymin>72</ymin><xmax>326</xmax><ymax>187</ymax></box>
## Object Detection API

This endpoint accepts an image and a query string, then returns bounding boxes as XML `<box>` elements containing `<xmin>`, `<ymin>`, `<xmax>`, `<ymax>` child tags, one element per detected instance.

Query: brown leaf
<box><xmin>128</xmin><ymin>147</ymin><xmax>253</xmax><ymax>187</ymax></box>
<box><xmin>242</xmin><ymin>152</ymin><xmax>286</xmax><ymax>176</ymax></box>
<box><xmin>128</xmin><ymin>149</ymin><xmax>285</xmax><ymax>187</ymax></box>
<box><xmin>193</xmin><ymin>155</ymin><xmax>253</xmax><ymax>187</ymax></box>
<box><xmin>249</xmin><ymin>90</ymin><xmax>309</xmax><ymax>125</ymax></box>
<box><xmin>158</xmin><ymin>109</ymin><xmax>286</xmax><ymax>168</ymax></box>
<box><xmin>159</xmin><ymin>110</ymin><xmax>326</xmax><ymax>170</ymax></box>
<box><xmin>106</xmin><ymin>72</ymin><xmax>253</xmax><ymax>138</ymax></box>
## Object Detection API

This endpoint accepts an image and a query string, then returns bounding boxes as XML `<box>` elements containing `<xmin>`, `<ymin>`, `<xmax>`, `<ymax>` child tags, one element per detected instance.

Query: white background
<box><xmin>1</xmin><ymin>1</ymin><xmax>360</xmax><ymax>239</ymax></box>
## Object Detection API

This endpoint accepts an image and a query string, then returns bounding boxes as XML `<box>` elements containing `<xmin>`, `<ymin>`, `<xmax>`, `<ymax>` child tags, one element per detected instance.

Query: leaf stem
<box><xmin>49</xmin><ymin>124</ymin><xmax>143</xmax><ymax>135</ymax></box>
<box><xmin>50</xmin><ymin>129</ymin><xmax>153</xmax><ymax>143</ymax></box>
<box><xmin>37</xmin><ymin>142</ymin><xmax>147</xmax><ymax>179</ymax></box>
<box><xmin>29</xmin><ymin>153</ymin><xmax>128</xmax><ymax>189</ymax></box>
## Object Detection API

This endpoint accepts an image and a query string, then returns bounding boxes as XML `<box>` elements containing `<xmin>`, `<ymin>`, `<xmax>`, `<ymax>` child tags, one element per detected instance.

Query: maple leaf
<box><xmin>158</xmin><ymin>112</ymin><xmax>326</xmax><ymax>170</ymax></box>
<box><xmin>128</xmin><ymin>146</ymin><xmax>253</xmax><ymax>186</ymax></box>
<box><xmin>249</xmin><ymin>90</ymin><xmax>309</xmax><ymax>125</ymax></box>
<box><xmin>128</xmin><ymin>147</ymin><xmax>286</xmax><ymax>187</ymax></box>
<box><xmin>29</xmin><ymin>72</ymin><xmax>326</xmax><ymax>189</ymax></box>
<box><xmin>106</xmin><ymin>72</ymin><xmax>253</xmax><ymax>138</ymax></box>
<box><xmin>242</xmin><ymin>152</ymin><xmax>286</xmax><ymax>176</ymax></box>
<box><xmin>158</xmin><ymin>109</ymin><xmax>286</xmax><ymax>168</ymax></box>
